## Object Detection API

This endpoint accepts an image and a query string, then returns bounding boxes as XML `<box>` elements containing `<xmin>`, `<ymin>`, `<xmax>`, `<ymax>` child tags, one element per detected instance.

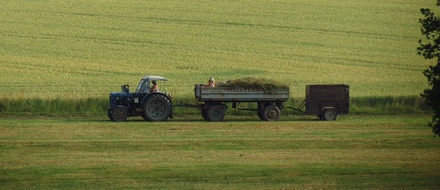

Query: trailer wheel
<box><xmin>257</xmin><ymin>110</ymin><xmax>265</xmax><ymax>120</ymax></box>
<box><xmin>258</xmin><ymin>102</ymin><xmax>273</xmax><ymax>121</ymax></box>
<box><xmin>262</xmin><ymin>105</ymin><xmax>281</xmax><ymax>121</ymax></box>
<box><xmin>143</xmin><ymin>94</ymin><xmax>172</xmax><ymax>122</ymax></box>
<box><xmin>110</xmin><ymin>106</ymin><xmax>128</xmax><ymax>122</ymax></box>
<box><xmin>206</xmin><ymin>105</ymin><xmax>225</xmax><ymax>122</ymax></box>
<box><xmin>201</xmin><ymin>108</ymin><xmax>209</xmax><ymax>121</ymax></box>
<box><xmin>323</xmin><ymin>109</ymin><xmax>337</xmax><ymax>121</ymax></box>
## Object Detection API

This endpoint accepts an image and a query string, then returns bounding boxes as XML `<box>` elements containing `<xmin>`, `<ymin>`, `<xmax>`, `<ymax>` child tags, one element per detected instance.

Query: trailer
<box><xmin>194</xmin><ymin>84</ymin><xmax>289</xmax><ymax>121</ymax></box>
<box><xmin>293</xmin><ymin>84</ymin><xmax>350</xmax><ymax>120</ymax></box>
<box><xmin>194</xmin><ymin>83</ymin><xmax>349</xmax><ymax>122</ymax></box>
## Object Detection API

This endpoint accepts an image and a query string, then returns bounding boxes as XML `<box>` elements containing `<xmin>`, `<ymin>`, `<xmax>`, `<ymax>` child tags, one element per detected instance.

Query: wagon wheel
<box><xmin>206</xmin><ymin>105</ymin><xmax>225</xmax><ymax>122</ymax></box>
<box><xmin>262</xmin><ymin>105</ymin><xmax>281</xmax><ymax>121</ymax></box>
<box><xmin>257</xmin><ymin>102</ymin><xmax>273</xmax><ymax>121</ymax></box>
<box><xmin>143</xmin><ymin>94</ymin><xmax>172</xmax><ymax>122</ymax></box>
<box><xmin>201</xmin><ymin>108</ymin><xmax>209</xmax><ymax>121</ymax></box>
<box><xmin>323</xmin><ymin>109</ymin><xmax>337</xmax><ymax>121</ymax></box>
<box><xmin>257</xmin><ymin>110</ymin><xmax>265</xmax><ymax>120</ymax></box>
<box><xmin>110</xmin><ymin>106</ymin><xmax>128</xmax><ymax>122</ymax></box>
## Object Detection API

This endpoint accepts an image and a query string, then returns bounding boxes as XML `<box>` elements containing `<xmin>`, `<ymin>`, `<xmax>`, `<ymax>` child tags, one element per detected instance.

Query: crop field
<box><xmin>0</xmin><ymin>0</ymin><xmax>435</xmax><ymax>99</ymax></box>
<box><xmin>1</xmin><ymin>1</ymin><xmax>440</xmax><ymax>189</ymax></box>
<box><xmin>1</xmin><ymin>115</ymin><xmax>439</xmax><ymax>189</ymax></box>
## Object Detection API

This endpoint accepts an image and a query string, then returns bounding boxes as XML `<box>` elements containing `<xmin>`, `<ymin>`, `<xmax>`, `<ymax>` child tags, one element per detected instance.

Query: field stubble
<box><xmin>0</xmin><ymin>115</ymin><xmax>439</xmax><ymax>189</ymax></box>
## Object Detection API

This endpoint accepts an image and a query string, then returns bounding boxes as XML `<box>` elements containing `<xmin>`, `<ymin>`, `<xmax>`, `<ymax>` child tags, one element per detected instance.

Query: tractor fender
<box><xmin>141</xmin><ymin>92</ymin><xmax>172</xmax><ymax>105</ymax></box>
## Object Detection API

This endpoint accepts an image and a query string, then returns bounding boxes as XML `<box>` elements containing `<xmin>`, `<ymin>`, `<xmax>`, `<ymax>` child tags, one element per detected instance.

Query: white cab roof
<box><xmin>141</xmin><ymin>75</ymin><xmax>168</xmax><ymax>81</ymax></box>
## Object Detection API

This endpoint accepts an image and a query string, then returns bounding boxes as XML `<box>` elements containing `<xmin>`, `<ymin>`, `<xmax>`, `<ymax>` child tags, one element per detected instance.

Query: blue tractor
<box><xmin>107</xmin><ymin>75</ymin><xmax>172</xmax><ymax>122</ymax></box>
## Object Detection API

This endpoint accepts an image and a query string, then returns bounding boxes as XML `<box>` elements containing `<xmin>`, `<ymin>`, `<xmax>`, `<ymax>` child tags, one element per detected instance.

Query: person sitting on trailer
<box><xmin>150</xmin><ymin>80</ymin><xmax>158</xmax><ymax>92</ymax></box>
<box><xmin>204</xmin><ymin>77</ymin><xmax>215</xmax><ymax>87</ymax></box>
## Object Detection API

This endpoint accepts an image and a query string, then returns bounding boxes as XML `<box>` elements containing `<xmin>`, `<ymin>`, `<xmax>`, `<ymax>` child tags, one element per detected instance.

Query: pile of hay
<box><xmin>217</xmin><ymin>77</ymin><xmax>289</xmax><ymax>93</ymax></box>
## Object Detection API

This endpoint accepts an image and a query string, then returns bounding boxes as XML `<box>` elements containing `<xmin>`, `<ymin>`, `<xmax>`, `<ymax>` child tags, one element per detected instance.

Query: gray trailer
<box><xmin>194</xmin><ymin>84</ymin><xmax>289</xmax><ymax>121</ymax></box>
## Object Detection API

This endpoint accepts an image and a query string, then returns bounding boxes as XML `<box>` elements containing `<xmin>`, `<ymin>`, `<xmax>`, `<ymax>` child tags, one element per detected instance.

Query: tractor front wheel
<box><xmin>109</xmin><ymin>106</ymin><xmax>128</xmax><ymax>122</ymax></box>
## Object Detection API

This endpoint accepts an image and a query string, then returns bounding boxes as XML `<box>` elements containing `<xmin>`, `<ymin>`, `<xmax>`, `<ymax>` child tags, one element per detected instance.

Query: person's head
<box><xmin>208</xmin><ymin>77</ymin><xmax>214</xmax><ymax>83</ymax></box>
<box><xmin>152</xmin><ymin>80</ymin><xmax>157</xmax><ymax>85</ymax></box>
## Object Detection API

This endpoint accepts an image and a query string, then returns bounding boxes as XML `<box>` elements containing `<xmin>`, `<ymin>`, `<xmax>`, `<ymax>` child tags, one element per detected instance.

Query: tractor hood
<box><xmin>110</xmin><ymin>92</ymin><xmax>129</xmax><ymax>97</ymax></box>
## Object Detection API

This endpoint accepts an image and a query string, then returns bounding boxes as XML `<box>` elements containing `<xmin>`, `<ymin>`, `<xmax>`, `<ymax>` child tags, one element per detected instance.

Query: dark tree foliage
<box><xmin>418</xmin><ymin>1</ymin><xmax>440</xmax><ymax>136</ymax></box>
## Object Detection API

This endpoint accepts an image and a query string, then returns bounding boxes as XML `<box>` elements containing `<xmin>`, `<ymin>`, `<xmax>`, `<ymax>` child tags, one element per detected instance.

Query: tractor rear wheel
<box><xmin>143</xmin><ymin>94</ymin><xmax>172</xmax><ymax>122</ymax></box>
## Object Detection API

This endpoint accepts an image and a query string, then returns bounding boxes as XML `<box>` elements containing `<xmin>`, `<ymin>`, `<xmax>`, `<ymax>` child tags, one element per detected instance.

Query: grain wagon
<box><xmin>194</xmin><ymin>84</ymin><xmax>290</xmax><ymax>121</ymax></box>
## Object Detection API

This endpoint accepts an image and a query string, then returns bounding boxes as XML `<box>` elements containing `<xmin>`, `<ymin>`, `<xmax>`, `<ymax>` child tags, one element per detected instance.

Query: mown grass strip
<box><xmin>0</xmin><ymin>116</ymin><xmax>438</xmax><ymax>189</ymax></box>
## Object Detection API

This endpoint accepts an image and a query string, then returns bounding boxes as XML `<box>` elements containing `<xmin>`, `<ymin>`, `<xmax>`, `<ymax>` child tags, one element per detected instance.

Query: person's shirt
<box><xmin>204</xmin><ymin>82</ymin><xmax>215</xmax><ymax>87</ymax></box>
<box><xmin>150</xmin><ymin>84</ymin><xmax>158</xmax><ymax>92</ymax></box>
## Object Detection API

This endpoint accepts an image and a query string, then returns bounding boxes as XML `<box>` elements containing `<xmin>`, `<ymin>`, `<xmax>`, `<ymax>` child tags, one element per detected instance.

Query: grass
<box><xmin>0</xmin><ymin>0</ymin><xmax>434</xmax><ymax>100</ymax></box>
<box><xmin>0</xmin><ymin>115</ymin><xmax>439</xmax><ymax>189</ymax></box>
<box><xmin>0</xmin><ymin>97</ymin><xmax>108</xmax><ymax>116</ymax></box>
<box><xmin>0</xmin><ymin>1</ymin><xmax>438</xmax><ymax>188</ymax></box>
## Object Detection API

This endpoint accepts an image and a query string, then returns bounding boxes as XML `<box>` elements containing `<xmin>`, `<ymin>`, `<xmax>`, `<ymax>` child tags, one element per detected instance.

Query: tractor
<box><xmin>107</xmin><ymin>75</ymin><xmax>172</xmax><ymax>122</ymax></box>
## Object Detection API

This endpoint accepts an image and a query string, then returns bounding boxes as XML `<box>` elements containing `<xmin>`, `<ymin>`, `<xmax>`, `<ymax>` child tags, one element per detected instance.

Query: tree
<box><xmin>418</xmin><ymin>0</ymin><xmax>440</xmax><ymax>136</ymax></box>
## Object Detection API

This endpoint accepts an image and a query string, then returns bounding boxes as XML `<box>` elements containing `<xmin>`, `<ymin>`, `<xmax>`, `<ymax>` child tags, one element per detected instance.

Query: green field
<box><xmin>1</xmin><ymin>1</ymin><xmax>439</xmax><ymax>189</ymax></box>
<box><xmin>1</xmin><ymin>115</ymin><xmax>439</xmax><ymax>189</ymax></box>
<box><xmin>0</xmin><ymin>0</ymin><xmax>434</xmax><ymax>99</ymax></box>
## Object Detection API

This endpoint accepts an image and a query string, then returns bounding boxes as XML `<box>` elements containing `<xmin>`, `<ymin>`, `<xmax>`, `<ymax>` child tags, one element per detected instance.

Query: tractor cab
<box><xmin>135</xmin><ymin>75</ymin><xmax>169</xmax><ymax>94</ymax></box>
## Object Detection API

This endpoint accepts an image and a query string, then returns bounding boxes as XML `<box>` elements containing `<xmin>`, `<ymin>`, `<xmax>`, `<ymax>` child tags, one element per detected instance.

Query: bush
<box><xmin>0</xmin><ymin>97</ymin><xmax>107</xmax><ymax>116</ymax></box>
<box><xmin>350</xmin><ymin>96</ymin><xmax>429</xmax><ymax>114</ymax></box>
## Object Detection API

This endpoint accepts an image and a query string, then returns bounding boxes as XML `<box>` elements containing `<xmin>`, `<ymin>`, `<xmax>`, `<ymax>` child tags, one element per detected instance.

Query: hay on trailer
<box><xmin>216</xmin><ymin>77</ymin><xmax>289</xmax><ymax>93</ymax></box>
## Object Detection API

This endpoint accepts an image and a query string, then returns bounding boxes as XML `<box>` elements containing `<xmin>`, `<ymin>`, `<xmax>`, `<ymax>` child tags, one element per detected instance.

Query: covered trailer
<box><xmin>295</xmin><ymin>84</ymin><xmax>349</xmax><ymax>120</ymax></box>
